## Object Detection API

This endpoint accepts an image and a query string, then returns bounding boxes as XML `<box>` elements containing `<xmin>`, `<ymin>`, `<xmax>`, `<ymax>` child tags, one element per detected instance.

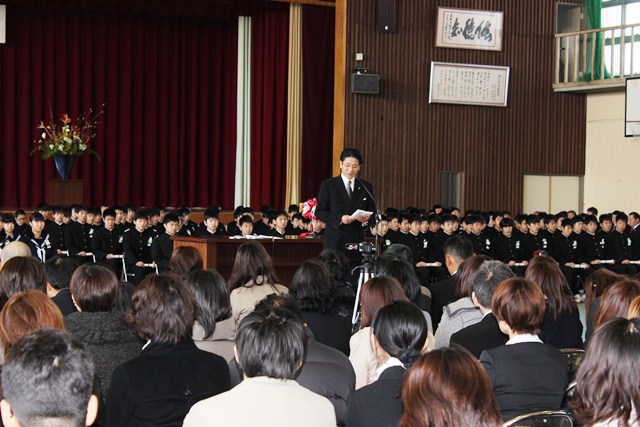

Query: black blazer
<box><xmin>480</xmin><ymin>342</ymin><xmax>568</xmax><ymax>421</ymax></box>
<box><xmin>450</xmin><ymin>313</ymin><xmax>508</xmax><ymax>359</ymax></box>
<box><xmin>430</xmin><ymin>273</ymin><xmax>458</xmax><ymax>330</ymax></box>
<box><xmin>346</xmin><ymin>366</ymin><xmax>405</xmax><ymax>427</ymax></box>
<box><xmin>105</xmin><ymin>338</ymin><xmax>230</xmax><ymax>427</ymax></box>
<box><xmin>316</xmin><ymin>176</ymin><xmax>376</xmax><ymax>252</ymax></box>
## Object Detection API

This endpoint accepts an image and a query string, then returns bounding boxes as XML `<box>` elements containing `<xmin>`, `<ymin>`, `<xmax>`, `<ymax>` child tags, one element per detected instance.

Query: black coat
<box><xmin>539</xmin><ymin>306</ymin><xmax>584</xmax><ymax>349</ymax></box>
<box><xmin>450</xmin><ymin>313</ymin><xmax>508</xmax><ymax>359</ymax></box>
<box><xmin>480</xmin><ymin>342</ymin><xmax>568</xmax><ymax>421</ymax></box>
<box><xmin>346</xmin><ymin>366</ymin><xmax>405</xmax><ymax>427</ymax></box>
<box><xmin>430</xmin><ymin>273</ymin><xmax>458</xmax><ymax>330</ymax></box>
<box><xmin>106</xmin><ymin>338</ymin><xmax>230</xmax><ymax>427</ymax></box>
<box><xmin>316</xmin><ymin>176</ymin><xmax>376</xmax><ymax>252</ymax></box>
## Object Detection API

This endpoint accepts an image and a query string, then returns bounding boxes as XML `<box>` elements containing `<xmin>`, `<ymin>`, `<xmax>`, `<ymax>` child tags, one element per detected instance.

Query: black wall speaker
<box><xmin>351</xmin><ymin>74</ymin><xmax>380</xmax><ymax>95</ymax></box>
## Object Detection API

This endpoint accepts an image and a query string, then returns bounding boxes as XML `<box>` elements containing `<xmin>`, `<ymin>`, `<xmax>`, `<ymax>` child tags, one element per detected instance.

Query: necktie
<box><xmin>347</xmin><ymin>180</ymin><xmax>353</xmax><ymax>198</ymax></box>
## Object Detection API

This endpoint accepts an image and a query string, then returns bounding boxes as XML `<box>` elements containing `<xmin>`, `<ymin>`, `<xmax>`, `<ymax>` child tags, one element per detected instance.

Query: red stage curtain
<box><xmin>301</xmin><ymin>5</ymin><xmax>335</xmax><ymax>200</ymax></box>
<box><xmin>0</xmin><ymin>5</ymin><xmax>238</xmax><ymax>208</ymax></box>
<box><xmin>250</xmin><ymin>3</ymin><xmax>289</xmax><ymax>210</ymax></box>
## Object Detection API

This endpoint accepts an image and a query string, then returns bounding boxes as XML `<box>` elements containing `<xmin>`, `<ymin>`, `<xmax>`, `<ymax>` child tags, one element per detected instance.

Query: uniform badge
<box><xmin>515</xmin><ymin>241</ymin><xmax>520</xmax><ymax>249</ymax></box>
<box><xmin>572</xmin><ymin>241</ymin><xmax>577</xmax><ymax>249</ymax></box>
<box><xmin>628</xmin><ymin>238</ymin><xmax>632</xmax><ymax>247</ymax></box>
<box><xmin>147</xmin><ymin>237</ymin><xmax>153</xmax><ymax>246</ymax></box>
<box><xmin>423</xmin><ymin>240</ymin><xmax>428</xmax><ymax>248</ymax></box>
<box><xmin>542</xmin><ymin>238</ymin><xmax>548</xmax><ymax>248</ymax></box>
<box><xmin>119</xmin><ymin>236</ymin><xmax>123</xmax><ymax>243</ymax></box>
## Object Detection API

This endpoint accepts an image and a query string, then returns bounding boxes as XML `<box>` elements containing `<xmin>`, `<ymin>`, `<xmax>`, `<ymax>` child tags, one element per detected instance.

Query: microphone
<box><xmin>355</xmin><ymin>177</ymin><xmax>376</xmax><ymax>205</ymax></box>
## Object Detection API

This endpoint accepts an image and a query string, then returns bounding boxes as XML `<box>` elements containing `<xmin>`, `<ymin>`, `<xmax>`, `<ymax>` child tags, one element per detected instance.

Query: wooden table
<box><xmin>171</xmin><ymin>236</ymin><xmax>325</xmax><ymax>286</ymax></box>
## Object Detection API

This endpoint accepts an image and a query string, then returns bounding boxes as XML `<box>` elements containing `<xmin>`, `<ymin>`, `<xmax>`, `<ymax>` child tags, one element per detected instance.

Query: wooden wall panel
<box><xmin>344</xmin><ymin>0</ymin><xmax>585</xmax><ymax>213</ymax></box>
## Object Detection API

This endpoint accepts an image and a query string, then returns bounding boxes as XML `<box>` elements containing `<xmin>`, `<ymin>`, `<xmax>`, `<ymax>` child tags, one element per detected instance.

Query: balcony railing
<box><xmin>554</xmin><ymin>23</ymin><xmax>640</xmax><ymax>92</ymax></box>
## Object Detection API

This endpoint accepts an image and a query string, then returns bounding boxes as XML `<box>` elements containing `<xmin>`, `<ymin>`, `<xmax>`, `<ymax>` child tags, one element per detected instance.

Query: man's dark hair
<box><xmin>236</xmin><ymin>295</ymin><xmax>306</xmax><ymax>380</ymax></box>
<box><xmin>443</xmin><ymin>236</ymin><xmax>473</xmax><ymax>263</ymax></box>
<box><xmin>2</xmin><ymin>329</ymin><xmax>95</xmax><ymax>427</ymax></box>
<box><xmin>288</xmin><ymin>204</ymin><xmax>300</xmax><ymax>214</ymax></box>
<box><xmin>499</xmin><ymin>217</ymin><xmax>514</xmax><ymax>228</ymax></box>
<box><xmin>44</xmin><ymin>256</ymin><xmax>79</xmax><ymax>290</ymax></box>
<box><xmin>587</xmin><ymin>206</ymin><xmax>599</xmax><ymax>216</ymax></box>
<box><xmin>29</xmin><ymin>212</ymin><xmax>45</xmax><ymax>223</ymax></box>
<box><xmin>374</xmin><ymin>258</ymin><xmax>421</xmax><ymax>304</ymax></box>
<box><xmin>238</xmin><ymin>215</ymin><xmax>253</xmax><ymax>227</ymax></box>
<box><xmin>583</xmin><ymin>215</ymin><xmax>598</xmax><ymax>226</ymax></box>
<box><xmin>379</xmin><ymin>243</ymin><xmax>414</xmax><ymax>265</ymax></box>
<box><xmin>472</xmin><ymin>260</ymin><xmax>515</xmax><ymax>308</ymax></box>
<box><xmin>617</xmin><ymin>212</ymin><xmax>628</xmax><ymax>223</ymax></box>
<box><xmin>339</xmin><ymin>148</ymin><xmax>363</xmax><ymax>164</ymax></box>
<box><xmin>526</xmin><ymin>214</ymin><xmax>541</xmax><ymax>225</ymax></box>
<box><xmin>163</xmin><ymin>213</ymin><xmax>180</xmax><ymax>224</ymax></box>
<box><xmin>102</xmin><ymin>208</ymin><xmax>116</xmax><ymax>219</ymax></box>
<box><xmin>203</xmin><ymin>208</ymin><xmax>219</xmax><ymax>221</ymax></box>
<box><xmin>599</xmin><ymin>213</ymin><xmax>612</xmax><ymax>223</ymax></box>
<box><xmin>317</xmin><ymin>249</ymin><xmax>351</xmax><ymax>283</ymax></box>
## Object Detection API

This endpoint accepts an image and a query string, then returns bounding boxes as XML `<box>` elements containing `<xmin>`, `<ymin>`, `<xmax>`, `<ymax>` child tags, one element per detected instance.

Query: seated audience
<box><xmin>289</xmin><ymin>260</ymin><xmax>352</xmax><ymax>355</ymax></box>
<box><xmin>106</xmin><ymin>273</ymin><xmax>230</xmax><ymax>426</ymax></box>
<box><xmin>398</xmin><ymin>346</ymin><xmax>502</xmax><ymax>427</ymax></box>
<box><xmin>186</xmin><ymin>268</ymin><xmax>235</xmax><ymax>361</ymax></box>
<box><xmin>228</xmin><ymin>241</ymin><xmax>287</xmax><ymax>325</ymax></box>
<box><xmin>584</xmin><ymin>268</ymin><xmax>627</xmax><ymax>340</ymax></box>
<box><xmin>0</xmin><ymin>241</ymin><xmax>31</xmax><ymax>269</ymax></box>
<box><xmin>65</xmin><ymin>264</ymin><xmax>142</xmax><ymax>397</ymax></box>
<box><xmin>151</xmin><ymin>213</ymin><xmax>179</xmax><ymax>273</ymax></box>
<box><xmin>570</xmin><ymin>317</ymin><xmax>640</xmax><ymax>426</ymax></box>
<box><xmin>346</xmin><ymin>300</ymin><xmax>428</xmax><ymax>427</ymax></box>
<box><xmin>44</xmin><ymin>255</ymin><xmax>79</xmax><ymax>316</ymax></box>
<box><xmin>0</xmin><ymin>256</ymin><xmax>47</xmax><ymax>308</ymax></box>
<box><xmin>184</xmin><ymin>296</ymin><xmax>336</xmax><ymax>427</ymax></box>
<box><xmin>317</xmin><ymin>249</ymin><xmax>355</xmax><ymax>315</ymax></box>
<box><xmin>480</xmin><ymin>277</ymin><xmax>568</xmax><ymax>421</ymax></box>
<box><xmin>1</xmin><ymin>330</ymin><xmax>99</xmax><ymax>427</ymax></box>
<box><xmin>169</xmin><ymin>246</ymin><xmax>203</xmax><ymax>279</ymax></box>
<box><xmin>592</xmin><ymin>279</ymin><xmax>640</xmax><ymax>334</ymax></box>
<box><xmin>450</xmin><ymin>260</ymin><xmax>513</xmax><ymax>358</ymax></box>
<box><xmin>350</xmin><ymin>276</ymin><xmax>408</xmax><ymax>389</ymax></box>
<box><xmin>434</xmin><ymin>255</ymin><xmax>489</xmax><ymax>348</ymax></box>
<box><xmin>524</xmin><ymin>255</ymin><xmax>584</xmax><ymax>349</ymax></box>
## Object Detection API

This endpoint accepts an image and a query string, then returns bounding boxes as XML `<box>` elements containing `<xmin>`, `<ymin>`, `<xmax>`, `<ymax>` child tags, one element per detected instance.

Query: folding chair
<box><xmin>503</xmin><ymin>410</ymin><xmax>574</xmax><ymax>427</ymax></box>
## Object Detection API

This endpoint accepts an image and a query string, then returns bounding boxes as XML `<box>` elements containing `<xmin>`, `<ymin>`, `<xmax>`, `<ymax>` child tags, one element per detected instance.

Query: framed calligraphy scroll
<box><xmin>435</xmin><ymin>7</ymin><xmax>503</xmax><ymax>51</ymax></box>
<box><xmin>428</xmin><ymin>62</ymin><xmax>510</xmax><ymax>107</ymax></box>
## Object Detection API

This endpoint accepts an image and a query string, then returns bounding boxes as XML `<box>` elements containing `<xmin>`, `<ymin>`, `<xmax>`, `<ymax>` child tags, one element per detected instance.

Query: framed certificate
<box><xmin>429</xmin><ymin>62</ymin><xmax>510</xmax><ymax>107</ymax></box>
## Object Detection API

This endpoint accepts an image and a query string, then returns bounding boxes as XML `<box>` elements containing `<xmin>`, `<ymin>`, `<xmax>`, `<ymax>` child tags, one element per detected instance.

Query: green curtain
<box><xmin>583</xmin><ymin>0</ymin><xmax>610</xmax><ymax>80</ymax></box>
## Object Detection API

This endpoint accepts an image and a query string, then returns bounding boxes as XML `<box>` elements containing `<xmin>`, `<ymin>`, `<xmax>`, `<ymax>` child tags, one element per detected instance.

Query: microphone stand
<box><xmin>355</xmin><ymin>176</ymin><xmax>382</xmax><ymax>255</ymax></box>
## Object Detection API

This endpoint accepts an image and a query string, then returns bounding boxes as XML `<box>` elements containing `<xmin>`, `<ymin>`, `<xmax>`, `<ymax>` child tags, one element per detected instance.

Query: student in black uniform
<box><xmin>521</xmin><ymin>214</ymin><xmax>552</xmax><ymax>260</ymax></box>
<box><xmin>268</xmin><ymin>210</ymin><xmax>288</xmax><ymax>238</ymax></box>
<box><xmin>468</xmin><ymin>215</ymin><xmax>493</xmax><ymax>257</ymax></box>
<box><xmin>122</xmin><ymin>210</ymin><xmax>155</xmax><ymax>284</ymax></box>
<box><xmin>64</xmin><ymin>205</ymin><xmax>94</xmax><ymax>264</ymax></box>
<box><xmin>579</xmin><ymin>215</ymin><xmax>606</xmax><ymax>271</ymax></box>
<box><xmin>399</xmin><ymin>215</ymin><xmax>439</xmax><ymax>286</ymax></box>
<box><xmin>286</xmin><ymin>213</ymin><xmax>304</xmax><ymax>236</ymax></box>
<box><xmin>92</xmin><ymin>208</ymin><xmax>125</xmax><ymax>276</ymax></box>
<box><xmin>14</xmin><ymin>209</ymin><xmax>28</xmax><ymax>237</ymax></box>
<box><xmin>18</xmin><ymin>212</ymin><xmax>55</xmax><ymax>263</ymax></box>
<box><xmin>605</xmin><ymin>212</ymin><xmax>637</xmax><ymax>275</ymax></box>
<box><xmin>151</xmin><ymin>213</ymin><xmax>180</xmax><ymax>273</ymax></box>
<box><xmin>194</xmin><ymin>208</ymin><xmax>226</xmax><ymax>237</ymax></box>
<box><xmin>0</xmin><ymin>213</ymin><xmax>18</xmax><ymax>250</ymax></box>
<box><xmin>226</xmin><ymin>206</ymin><xmax>245</xmax><ymax>237</ymax></box>
<box><xmin>253</xmin><ymin>205</ymin><xmax>272</xmax><ymax>236</ymax></box>
<box><xmin>493</xmin><ymin>218</ymin><xmax>527</xmax><ymax>276</ymax></box>
<box><xmin>44</xmin><ymin>255</ymin><xmax>79</xmax><ymax>316</ymax></box>
<box><xmin>553</xmin><ymin>219</ymin><xmax>587</xmax><ymax>296</ymax></box>
<box><xmin>238</xmin><ymin>215</ymin><xmax>255</xmax><ymax>237</ymax></box>
<box><xmin>46</xmin><ymin>206</ymin><xmax>67</xmax><ymax>255</ymax></box>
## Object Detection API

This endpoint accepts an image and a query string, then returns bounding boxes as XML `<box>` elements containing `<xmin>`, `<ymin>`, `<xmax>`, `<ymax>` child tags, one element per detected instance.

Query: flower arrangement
<box><xmin>31</xmin><ymin>105</ymin><xmax>104</xmax><ymax>160</ymax></box>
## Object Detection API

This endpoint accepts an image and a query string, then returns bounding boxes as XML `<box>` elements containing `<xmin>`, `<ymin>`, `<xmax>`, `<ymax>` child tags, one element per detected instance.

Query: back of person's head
<box><xmin>1</xmin><ymin>329</ymin><xmax>97</xmax><ymax>427</ymax></box>
<box><xmin>0</xmin><ymin>242</ymin><xmax>31</xmax><ymax>266</ymax></box>
<box><xmin>0</xmin><ymin>290</ymin><xmax>65</xmax><ymax>357</ymax></box>
<box><xmin>228</xmin><ymin>241</ymin><xmax>279</xmax><ymax>290</ymax></box>
<box><xmin>169</xmin><ymin>246</ymin><xmax>203</xmax><ymax>279</ymax></box>
<box><xmin>594</xmin><ymin>280</ymin><xmax>640</xmax><ymax>331</ymax></box>
<box><xmin>186</xmin><ymin>269</ymin><xmax>232</xmax><ymax>340</ymax></box>
<box><xmin>236</xmin><ymin>298</ymin><xmax>306</xmax><ymax>380</ymax></box>
<box><xmin>372</xmin><ymin>301</ymin><xmax>427</xmax><ymax>368</ymax></box>
<box><xmin>360</xmin><ymin>276</ymin><xmax>408</xmax><ymax>328</ymax></box>
<box><xmin>571</xmin><ymin>318</ymin><xmax>640</xmax><ymax>427</ymax></box>
<box><xmin>0</xmin><ymin>256</ymin><xmax>47</xmax><ymax>298</ymax></box>
<box><xmin>129</xmin><ymin>273</ymin><xmax>195</xmax><ymax>344</ymax></box>
<box><xmin>492</xmin><ymin>277</ymin><xmax>545</xmax><ymax>335</ymax></box>
<box><xmin>375</xmin><ymin>258</ymin><xmax>422</xmax><ymax>304</ymax></box>
<box><xmin>472</xmin><ymin>260</ymin><xmax>515</xmax><ymax>308</ymax></box>
<box><xmin>585</xmin><ymin>268</ymin><xmax>627</xmax><ymax>300</ymax></box>
<box><xmin>317</xmin><ymin>249</ymin><xmax>350</xmax><ymax>283</ymax></box>
<box><xmin>443</xmin><ymin>235</ymin><xmax>473</xmax><ymax>263</ymax></box>
<box><xmin>44</xmin><ymin>256</ymin><xmax>79</xmax><ymax>290</ymax></box>
<box><xmin>524</xmin><ymin>255</ymin><xmax>575</xmax><ymax>320</ymax></box>
<box><xmin>69</xmin><ymin>263</ymin><xmax>119</xmax><ymax>312</ymax></box>
<box><xmin>398</xmin><ymin>346</ymin><xmax>502</xmax><ymax>427</ymax></box>
<box><xmin>381</xmin><ymin>244</ymin><xmax>414</xmax><ymax>265</ymax></box>
<box><xmin>289</xmin><ymin>261</ymin><xmax>337</xmax><ymax>314</ymax></box>
<box><xmin>455</xmin><ymin>255</ymin><xmax>491</xmax><ymax>299</ymax></box>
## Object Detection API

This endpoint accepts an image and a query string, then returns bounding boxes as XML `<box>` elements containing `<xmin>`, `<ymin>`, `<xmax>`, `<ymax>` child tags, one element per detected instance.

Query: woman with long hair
<box><xmin>570</xmin><ymin>317</ymin><xmax>640</xmax><ymax>427</ymax></box>
<box><xmin>593</xmin><ymin>279</ymin><xmax>640</xmax><ymax>332</ymax></box>
<box><xmin>398</xmin><ymin>346</ymin><xmax>502</xmax><ymax>427</ymax></box>
<box><xmin>186</xmin><ymin>269</ymin><xmax>235</xmax><ymax>361</ymax></box>
<box><xmin>524</xmin><ymin>255</ymin><xmax>583</xmax><ymax>348</ymax></box>
<box><xmin>480</xmin><ymin>277</ymin><xmax>568</xmax><ymax>421</ymax></box>
<box><xmin>227</xmin><ymin>241</ymin><xmax>287</xmax><ymax>325</ymax></box>
<box><xmin>583</xmin><ymin>268</ymin><xmax>627</xmax><ymax>340</ymax></box>
<box><xmin>349</xmin><ymin>276</ymin><xmax>408</xmax><ymax>389</ymax></box>
<box><xmin>346</xmin><ymin>300</ymin><xmax>428</xmax><ymax>427</ymax></box>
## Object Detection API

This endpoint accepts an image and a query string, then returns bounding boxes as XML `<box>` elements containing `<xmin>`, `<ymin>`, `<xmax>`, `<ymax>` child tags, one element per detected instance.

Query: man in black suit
<box><xmin>430</xmin><ymin>235</ymin><xmax>473</xmax><ymax>330</ymax></box>
<box><xmin>316</xmin><ymin>148</ymin><xmax>376</xmax><ymax>261</ymax></box>
<box><xmin>450</xmin><ymin>260</ymin><xmax>512</xmax><ymax>358</ymax></box>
